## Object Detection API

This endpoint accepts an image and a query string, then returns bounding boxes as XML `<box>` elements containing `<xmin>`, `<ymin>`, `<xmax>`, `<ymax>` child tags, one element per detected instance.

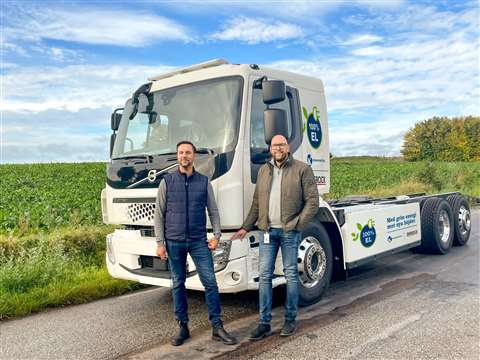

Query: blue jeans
<box><xmin>166</xmin><ymin>239</ymin><xmax>222</xmax><ymax>327</ymax></box>
<box><xmin>259</xmin><ymin>228</ymin><xmax>301</xmax><ymax>324</ymax></box>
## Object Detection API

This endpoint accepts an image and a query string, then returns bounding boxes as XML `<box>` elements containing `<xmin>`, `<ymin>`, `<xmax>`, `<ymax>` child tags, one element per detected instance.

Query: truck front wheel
<box><xmin>297</xmin><ymin>222</ymin><xmax>333</xmax><ymax>307</ymax></box>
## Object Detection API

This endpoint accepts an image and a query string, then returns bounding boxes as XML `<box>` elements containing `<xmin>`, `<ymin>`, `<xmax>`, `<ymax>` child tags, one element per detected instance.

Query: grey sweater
<box><xmin>154</xmin><ymin>179</ymin><xmax>222</xmax><ymax>245</ymax></box>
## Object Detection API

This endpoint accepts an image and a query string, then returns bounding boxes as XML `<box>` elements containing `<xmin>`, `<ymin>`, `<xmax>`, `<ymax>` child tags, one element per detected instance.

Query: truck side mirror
<box><xmin>110</xmin><ymin>133</ymin><xmax>116</xmax><ymax>157</ymax></box>
<box><xmin>263</xmin><ymin>80</ymin><xmax>285</xmax><ymax>105</ymax></box>
<box><xmin>111</xmin><ymin>108</ymin><xmax>123</xmax><ymax>131</ymax></box>
<box><xmin>264</xmin><ymin>109</ymin><xmax>288</xmax><ymax>145</ymax></box>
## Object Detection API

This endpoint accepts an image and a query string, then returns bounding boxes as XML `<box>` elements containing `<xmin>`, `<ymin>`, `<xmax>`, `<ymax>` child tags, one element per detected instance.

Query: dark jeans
<box><xmin>166</xmin><ymin>239</ymin><xmax>222</xmax><ymax>327</ymax></box>
<box><xmin>259</xmin><ymin>228</ymin><xmax>301</xmax><ymax>324</ymax></box>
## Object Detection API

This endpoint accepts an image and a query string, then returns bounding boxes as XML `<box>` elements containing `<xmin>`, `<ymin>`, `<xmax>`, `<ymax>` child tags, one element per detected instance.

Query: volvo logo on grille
<box><xmin>147</xmin><ymin>170</ymin><xmax>157</xmax><ymax>183</ymax></box>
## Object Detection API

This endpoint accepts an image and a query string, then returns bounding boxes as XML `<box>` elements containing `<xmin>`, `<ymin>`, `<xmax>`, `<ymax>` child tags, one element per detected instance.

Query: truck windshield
<box><xmin>112</xmin><ymin>77</ymin><xmax>243</xmax><ymax>159</ymax></box>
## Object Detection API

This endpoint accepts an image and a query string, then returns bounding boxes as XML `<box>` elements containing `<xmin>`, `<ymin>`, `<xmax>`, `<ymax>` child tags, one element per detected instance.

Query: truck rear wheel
<box><xmin>446</xmin><ymin>195</ymin><xmax>471</xmax><ymax>246</ymax></box>
<box><xmin>297</xmin><ymin>222</ymin><xmax>333</xmax><ymax>307</ymax></box>
<box><xmin>420</xmin><ymin>197</ymin><xmax>454</xmax><ymax>254</ymax></box>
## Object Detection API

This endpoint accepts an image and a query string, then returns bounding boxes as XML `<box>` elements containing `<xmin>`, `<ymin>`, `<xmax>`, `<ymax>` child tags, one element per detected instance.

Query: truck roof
<box><xmin>147</xmin><ymin>59</ymin><xmax>324</xmax><ymax>93</ymax></box>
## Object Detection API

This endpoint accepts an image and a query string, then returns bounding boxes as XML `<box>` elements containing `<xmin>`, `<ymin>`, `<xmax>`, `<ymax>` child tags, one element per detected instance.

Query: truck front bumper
<box><xmin>105</xmin><ymin>229</ymin><xmax>250</xmax><ymax>293</ymax></box>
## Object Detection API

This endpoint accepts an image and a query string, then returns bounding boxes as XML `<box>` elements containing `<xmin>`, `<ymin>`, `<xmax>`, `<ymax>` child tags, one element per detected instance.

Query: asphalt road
<box><xmin>1</xmin><ymin>209</ymin><xmax>478</xmax><ymax>360</ymax></box>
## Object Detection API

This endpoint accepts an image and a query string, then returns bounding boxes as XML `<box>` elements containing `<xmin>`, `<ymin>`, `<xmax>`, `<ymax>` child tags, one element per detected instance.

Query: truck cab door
<box><xmin>243</xmin><ymin>76</ymin><xmax>303</xmax><ymax>219</ymax></box>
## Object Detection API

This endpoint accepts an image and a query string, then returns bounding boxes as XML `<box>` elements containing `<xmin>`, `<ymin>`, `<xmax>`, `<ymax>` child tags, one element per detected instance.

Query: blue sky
<box><xmin>1</xmin><ymin>0</ymin><xmax>479</xmax><ymax>163</ymax></box>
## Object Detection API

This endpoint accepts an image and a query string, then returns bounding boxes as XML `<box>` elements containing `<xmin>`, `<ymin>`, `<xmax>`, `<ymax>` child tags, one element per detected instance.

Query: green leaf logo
<box><xmin>352</xmin><ymin>219</ymin><xmax>376</xmax><ymax>247</ymax></box>
<box><xmin>312</xmin><ymin>106</ymin><xmax>320</xmax><ymax>123</ymax></box>
<box><xmin>302</xmin><ymin>106</ymin><xmax>309</xmax><ymax>120</ymax></box>
<box><xmin>367</xmin><ymin>219</ymin><xmax>375</xmax><ymax>229</ymax></box>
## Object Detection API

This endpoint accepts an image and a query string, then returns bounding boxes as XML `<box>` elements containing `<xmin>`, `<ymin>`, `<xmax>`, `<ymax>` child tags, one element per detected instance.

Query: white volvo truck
<box><xmin>102</xmin><ymin>59</ymin><xmax>472</xmax><ymax>305</ymax></box>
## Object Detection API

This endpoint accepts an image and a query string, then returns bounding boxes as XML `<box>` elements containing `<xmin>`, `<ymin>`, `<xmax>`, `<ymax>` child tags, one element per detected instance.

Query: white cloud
<box><xmin>165</xmin><ymin>1</ymin><xmax>405</xmax><ymax>22</ymax></box>
<box><xmin>344</xmin><ymin>34</ymin><xmax>383</xmax><ymax>45</ymax></box>
<box><xmin>329</xmin><ymin>112</ymin><xmax>433</xmax><ymax>157</ymax></box>
<box><xmin>2</xmin><ymin>64</ymin><xmax>175</xmax><ymax>113</ymax></box>
<box><xmin>2</xmin><ymin>40</ymin><xmax>84</xmax><ymax>63</ymax></box>
<box><xmin>210</xmin><ymin>17</ymin><xmax>304</xmax><ymax>44</ymax></box>
<box><xmin>3</xmin><ymin>137</ymin><xmax>109</xmax><ymax>163</ymax></box>
<box><xmin>0</xmin><ymin>62</ymin><xmax>18</xmax><ymax>70</ymax></box>
<box><xmin>266</xmin><ymin>3</ymin><xmax>479</xmax><ymax>156</ymax></box>
<box><xmin>350</xmin><ymin>46</ymin><xmax>383</xmax><ymax>56</ymax></box>
<box><xmin>4</xmin><ymin>5</ymin><xmax>192</xmax><ymax>46</ymax></box>
<box><xmin>344</xmin><ymin>3</ymin><xmax>478</xmax><ymax>35</ymax></box>
<box><xmin>2</xmin><ymin>1</ymin><xmax>477</xmax><ymax>161</ymax></box>
<box><xmin>29</xmin><ymin>45</ymin><xmax>85</xmax><ymax>63</ymax></box>
<box><xmin>1</xmin><ymin>42</ymin><xmax>28</xmax><ymax>57</ymax></box>
<box><xmin>268</xmin><ymin>30</ymin><xmax>479</xmax><ymax>114</ymax></box>
<box><xmin>2</xmin><ymin>108</ymin><xmax>112</xmax><ymax>163</ymax></box>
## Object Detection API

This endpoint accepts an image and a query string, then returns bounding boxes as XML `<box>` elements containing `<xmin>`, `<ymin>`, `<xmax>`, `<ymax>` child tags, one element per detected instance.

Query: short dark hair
<box><xmin>176</xmin><ymin>140</ymin><xmax>196</xmax><ymax>153</ymax></box>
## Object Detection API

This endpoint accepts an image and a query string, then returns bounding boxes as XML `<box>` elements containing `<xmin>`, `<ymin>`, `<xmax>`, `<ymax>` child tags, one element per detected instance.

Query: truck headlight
<box><xmin>212</xmin><ymin>240</ymin><xmax>231</xmax><ymax>272</ymax></box>
<box><xmin>106</xmin><ymin>234</ymin><xmax>116</xmax><ymax>264</ymax></box>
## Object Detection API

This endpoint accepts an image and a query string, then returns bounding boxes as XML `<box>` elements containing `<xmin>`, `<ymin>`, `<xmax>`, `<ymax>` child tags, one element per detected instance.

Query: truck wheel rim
<box><xmin>438</xmin><ymin>209</ymin><xmax>451</xmax><ymax>244</ymax></box>
<box><xmin>297</xmin><ymin>236</ymin><xmax>326</xmax><ymax>288</ymax></box>
<box><xmin>458</xmin><ymin>206</ymin><xmax>471</xmax><ymax>235</ymax></box>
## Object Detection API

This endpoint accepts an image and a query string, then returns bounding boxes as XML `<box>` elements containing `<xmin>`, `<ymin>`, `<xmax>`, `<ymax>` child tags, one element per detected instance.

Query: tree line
<box><xmin>401</xmin><ymin>116</ymin><xmax>480</xmax><ymax>161</ymax></box>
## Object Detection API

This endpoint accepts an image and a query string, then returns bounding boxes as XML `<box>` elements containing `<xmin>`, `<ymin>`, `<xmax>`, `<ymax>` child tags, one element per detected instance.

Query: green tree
<box><xmin>402</xmin><ymin>116</ymin><xmax>480</xmax><ymax>161</ymax></box>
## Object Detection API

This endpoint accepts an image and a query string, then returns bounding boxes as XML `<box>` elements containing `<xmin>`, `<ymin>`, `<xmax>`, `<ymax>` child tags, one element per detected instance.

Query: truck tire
<box><xmin>446</xmin><ymin>195</ymin><xmax>471</xmax><ymax>246</ymax></box>
<box><xmin>297</xmin><ymin>222</ymin><xmax>333</xmax><ymax>307</ymax></box>
<box><xmin>420</xmin><ymin>197</ymin><xmax>454</xmax><ymax>254</ymax></box>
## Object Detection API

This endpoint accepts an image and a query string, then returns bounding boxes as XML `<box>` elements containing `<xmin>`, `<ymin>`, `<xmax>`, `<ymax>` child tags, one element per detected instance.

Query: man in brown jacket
<box><xmin>231</xmin><ymin>134</ymin><xmax>319</xmax><ymax>339</ymax></box>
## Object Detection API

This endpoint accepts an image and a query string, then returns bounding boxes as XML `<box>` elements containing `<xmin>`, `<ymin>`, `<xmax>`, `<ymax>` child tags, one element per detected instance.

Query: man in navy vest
<box><xmin>154</xmin><ymin>141</ymin><xmax>237</xmax><ymax>346</ymax></box>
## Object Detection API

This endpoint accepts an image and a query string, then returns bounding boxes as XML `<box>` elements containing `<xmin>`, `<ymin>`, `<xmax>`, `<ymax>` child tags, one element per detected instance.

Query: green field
<box><xmin>0</xmin><ymin>158</ymin><xmax>479</xmax><ymax>319</ymax></box>
<box><xmin>1</xmin><ymin>158</ymin><xmax>479</xmax><ymax>234</ymax></box>
<box><xmin>329</xmin><ymin>157</ymin><xmax>480</xmax><ymax>200</ymax></box>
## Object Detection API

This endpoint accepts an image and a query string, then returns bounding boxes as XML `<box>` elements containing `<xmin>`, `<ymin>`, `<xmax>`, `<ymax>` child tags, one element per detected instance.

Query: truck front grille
<box><xmin>126</xmin><ymin>203</ymin><xmax>156</xmax><ymax>223</ymax></box>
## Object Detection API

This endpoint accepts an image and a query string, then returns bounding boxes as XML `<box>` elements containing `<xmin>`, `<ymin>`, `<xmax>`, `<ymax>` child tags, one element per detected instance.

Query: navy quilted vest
<box><xmin>164</xmin><ymin>170</ymin><xmax>208</xmax><ymax>241</ymax></box>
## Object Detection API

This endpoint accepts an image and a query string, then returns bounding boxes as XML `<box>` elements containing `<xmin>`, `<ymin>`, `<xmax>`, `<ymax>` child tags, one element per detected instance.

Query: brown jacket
<box><xmin>242</xmin><ymin>154</ymin><xmax>319</xmax><ymax>232</ymax></box>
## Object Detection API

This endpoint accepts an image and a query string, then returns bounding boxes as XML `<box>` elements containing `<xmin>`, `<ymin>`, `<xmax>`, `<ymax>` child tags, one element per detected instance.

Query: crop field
<box><xmin>329</xmin><ymin>157</ymin><xmax>480</xmax><ymax>200</ymax></box>
<box><xmin>0</xmin><ymin>157</ymin><xmax>479</xmax><ymax>318</ymax></box>
<box><xmin>0</xmin><ymin>162</ymin><xmax>106</xmax><ymax>233</ymax></box>
<box><xmin>1</xmin><ymin>158</ymin><xmax>479</xmax><ymax>234</ymax></box>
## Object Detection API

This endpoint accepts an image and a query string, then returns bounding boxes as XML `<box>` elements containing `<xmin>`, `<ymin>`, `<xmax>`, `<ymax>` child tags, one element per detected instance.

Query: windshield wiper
<box><xmin>153</xmin><ymin>152</ymin><xmax>177</xmax><ymax>156</ymax></box>
<box><xmin>150</xmin><ymin>149</ymin><xmax>214</xmax><ymax>156</ymax></box>
<box><xmin>112</xmin><ymin>155</ymin><xmax>151</xmax><ymax>161</ymax></box>
<box><xmin>196</xmin><ymin>147</ymin><xmax>215</xmax><ymax>155</ymax></box>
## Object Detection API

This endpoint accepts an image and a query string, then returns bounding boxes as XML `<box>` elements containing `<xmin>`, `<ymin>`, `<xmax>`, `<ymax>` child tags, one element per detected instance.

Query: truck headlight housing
<box><xmin>212</xmin><ymin>240</ymin><xmax>231</xmax><ymax>272</ymax></box>
<box><xmin>106</xmin><ymin>234</ymin><xmax>116</xmax><ymax>264</ymax></box>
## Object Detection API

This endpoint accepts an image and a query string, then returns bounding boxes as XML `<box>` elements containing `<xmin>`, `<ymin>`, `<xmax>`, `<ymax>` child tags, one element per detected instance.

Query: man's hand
<box><xmin>156</xmin><ymin>244</ymin><xmax>167</xmax><ymax>260</ymax></box>
<box><xmin>207</xmin><ymin>238</ymin><xmax>219</xmax><ymax>250</ymax></box>
<box><xmin>230</xmin><ymin>229</ymin><xmax>247</xmax><ymax>240</ymax></box>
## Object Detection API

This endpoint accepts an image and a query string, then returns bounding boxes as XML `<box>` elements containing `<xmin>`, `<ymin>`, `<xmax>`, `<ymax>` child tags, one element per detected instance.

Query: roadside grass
<box><xmin>0</xmin><ymin>225</ymin><xmax>146</xmax><ymax>320</ymax></box>
<box><xmin>0</xmin><ymin>157</ymin><xmax>478</xmax><ymax>319</ymax></box>
<box><xmin>362</xmin><ymin>180</ymin><xmax>430</xmax><ymax>199</ymax></box>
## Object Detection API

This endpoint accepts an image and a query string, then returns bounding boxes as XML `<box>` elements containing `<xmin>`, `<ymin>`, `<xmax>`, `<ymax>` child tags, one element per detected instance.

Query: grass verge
<box><xmin>0</xmin><ymin>225</ymin><xmax>146</xmax><ymax>320</ymax></box>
